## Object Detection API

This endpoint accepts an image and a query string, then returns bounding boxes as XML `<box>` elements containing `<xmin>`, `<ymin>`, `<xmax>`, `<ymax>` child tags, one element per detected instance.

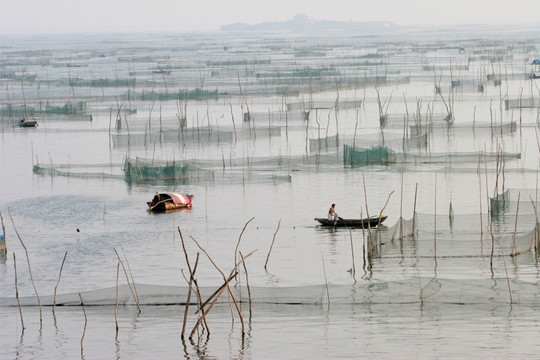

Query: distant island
<box><xmin>221</xmin><ymin>14</ymin><xmax>397</xmax><ymax>32</ymax></box>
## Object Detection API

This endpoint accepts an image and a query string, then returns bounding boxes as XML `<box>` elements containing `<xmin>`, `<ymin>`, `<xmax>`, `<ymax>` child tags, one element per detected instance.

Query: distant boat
<box><xmin>147</xmin><ymin>193</ymin><xmax>193</xmax><ymax>212</ymax></box>
<box><xmin>314</xmin><ymin>215</ymin><xmax>387</xmax><ymax>228</ymax></box>
<box><xmin>18</xmin><ymin>117</ymin><xmax>38</xmax><ymax>127</ymax></box>
<box><xmin>152</xmin><ymin>69</ymin><xmax>171</xmax><ymax>75</ymax></box>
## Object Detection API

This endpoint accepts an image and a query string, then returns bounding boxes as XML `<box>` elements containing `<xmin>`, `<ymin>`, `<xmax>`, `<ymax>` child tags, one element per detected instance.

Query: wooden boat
<box><xmin>314</xmin><ymin>215</ymin><xmax>387</xmax><ymax>228</ymax></box>
<box><xmin>147</xmin><ymin>193</ymin><xmax>193</xmax><ymax>212</ymax></box>
<box><xmin>18</xmin><ymin>117</ymin><xmax>38</xmax><ymax>127</ymax></box>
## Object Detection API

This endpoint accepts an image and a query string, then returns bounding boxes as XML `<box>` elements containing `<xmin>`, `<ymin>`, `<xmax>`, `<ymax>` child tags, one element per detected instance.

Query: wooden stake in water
<box><xmin>513</xmin><ymin>192</ymin><xmax>521</xmax><ymax>257</ymax></box>
<box><xmin>501</xmin><ymin>249</ymin><xmax>513</xmax><ymax>304</ymax></box>
<box><xmin>235</xmin><ymin>217</ymin><xmax>255</xmax><ymax>267</ymax></box>
<box><xmin>434</xmin><ymin>173</ymin><xmax>437</xmax><ymax>258</ymax></box>
<box><xmin>121</xmin><ymin>247</ymin><xmax>139</xmax><ymax>303</ymax></box>
<box><xmin>349</xmin><ymin>229</ymin><xmax>356</xmax><ymax>281</ymax></box>
<box><xmin>190</xmin><ymin>250</ymin><xmax>257</xmax><ymax>340</ymax></box>
<box><xmin>115</xmin><ymin>261</ymin><xmax>120</xmax><ymax>333</ymax></box>
<box><xmin>181</xmin><ymin>253</ymin><xmax>200</xmax><ymax>339</ymax></box>
<box><xmin>189</xmin><ymin>272</ymin><xmax>239</xmax><ymax>340</ymax></box>
<box><xmin>264</xmin><ymin>218</ymin><xmax>281</xmax><ymax>270</ymax></box>
<box><xmin>239</xmin><ymin>251</ymin><xmax>253</xmax><ymax>318</ymax></box>
<box><xmin>477</xmin><ymin>156</ymin><xmax>483</xmax><ymax>237</ymax></box>
<box><xmin>190</xmin><ymin>235</ymin><xmax>252</xmax><ymax>337</ymax></box>
<box><xmin>113</xmin><ymin>249</ymin><xmax>141</xmax><ymax>314</ymax></box>
<box><xmin>413</xmin><ymin>183</ymin><xmax>418</xmax><ymax>233</ymax></box>
<box><xmin>13</xmin><ymin>253</ymin><xmax>25</xmax><ymax>329</ymax></box>
<box><xmin>9</xmin><ymin>211</ymin><xmax>42</xmax><ymax>329</ymax></box>
<box><xmin>53</xmin><ymin>251</ymin><xmax>68</xmax><ymax>310</ymax></box>
<box><xmin>79</xmin><ymin>293</ymin><xmax>87</xmax><ymax>357</ymax></box>
<box><xmin>400</xmin><ymin>170</ymin><xmax>404</xmax><ymax>239</ymax></box>
<box><xmin>321</xmin><ymin>255</ymin><xmax>330</xmax><ymax>309</ymax></box>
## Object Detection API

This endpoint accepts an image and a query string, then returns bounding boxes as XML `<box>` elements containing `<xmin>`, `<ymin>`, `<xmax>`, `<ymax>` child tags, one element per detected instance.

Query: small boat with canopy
<box><xmin>147</xmin><ymin>193</ymin><xmax>193</xmax><ymax>212</ymax></box>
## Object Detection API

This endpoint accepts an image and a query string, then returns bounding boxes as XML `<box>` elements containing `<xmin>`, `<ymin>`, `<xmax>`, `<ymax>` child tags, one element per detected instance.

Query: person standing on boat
<box><xmin>328</xmin><ymin>204</ymin><xmax>338</xmax><ymax>220</ymax></box>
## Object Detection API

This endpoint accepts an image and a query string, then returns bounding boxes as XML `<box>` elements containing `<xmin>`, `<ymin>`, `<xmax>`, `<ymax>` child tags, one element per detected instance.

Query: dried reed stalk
<box><xmin>264</xmin><ymin>218</ymin><xmax>281</xmax><ymax>269</ymax></box>
<box><xmin>13</xmin><ymin>253</ymin><xmax>25</xmax><ymax>329</ymax></box>
<box><xmin>9</xmin><ymin>211</ymin><xmax>42</xmax><ymax>329</ymax></box>
<box><xmin>53</xmin><ymin>251</ymin><xmax>68</xmax><ymax>310</ymax></box>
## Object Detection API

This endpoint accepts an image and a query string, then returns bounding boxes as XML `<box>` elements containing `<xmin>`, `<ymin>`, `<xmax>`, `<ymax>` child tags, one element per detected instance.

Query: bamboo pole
<box><xmin>361</xmin><ymin>209</ymin><xmax>367</xmax><ymax>272</ymax></box>
<box><xmin>349</xmin><ymin>229</ymin><xmax>356</xmax><ymax>281</ymax></box>
<box><xmin>478</xmin><ymin>156</ymin><xmax>483</xmax><ymax>237</ymax></box>
<box><xmin>361</xmin><ymin>173</ymin><xmax>372</xmax><ymax>257</ymax></box>
<box><xmin>195</xmin><ymin>248</ymin><xmax>258</xmax><ymax>314</ymax></box>
<box><xmin>413</xmin><ymin>183</ymin><xmax>418</xmax><ymax>233</ymax></box>
<box><xmin>13</xmin><ymin>253</ymin><xmax>25</xmax><ymax>329</ymax></box>
<box><xmin>229</xmin><ymin>103</ymin><xmax>237</xmax><ymax>141</ymax></box>
<box><xmin>400</xmin><ymin>170</ymin><xmax>404</xmax><ymax>239</ymax></box>
<box><xmin>121</xmin><ymin>247</ymin><xmax>139</xmax><ymax>303</ymax></box>
<box><xmin>178</xmin><ymin>227</ymin><xmax>208</xmax><ymax>334</ymax></box>
<box><xmin>235</xmin><ymin>217</ymin><xmax>255</xmax><ymax>268</ymax></box>
<box><xmin>79</xmin><ymin>293</ymin><xmax>87</xmax><ymax>358</ymax></box>
<box><xmin>322</xmin><ymin>255</ymin><xmax>330</xmax><ymax>309</ymax></box>
<box><xmin>115</xmin><ymin>261</ymin><xmax>120</xmax><ymax>333</ymax></box>
<box><xmin>189</xmin><ymin>272</ymin><xmax>239</xmax><ymax>340</ymax></box>
<box><xmin>501</xmin><ymin>249</ymin><xmax>513</xmax><ymax>304</ymax></box>
<box><xmin>264</xmin><ymin>218</ymin><xmax>281</xmax><ymax>270</ymax></box>
<box><xmin>53</xmin><ymin>251</ymin><xmax>68</xmax><ymax>310</ymax></box>
<box><xmin>513</xmin><ymin>192</ymin><xmax>521</xmax><ymax>257</ymax></box>
<box><xmin>113</xmin><ymin>248</ymin><xmax>141</xmax><ymax>313</ymax></box>
<box><xmin>182</xmin><ymin>253</ymin><xmax>200</xmax><ymax>339</ymax></box>
<box><xmin>190</xmin><ymin>235</ymin><xmax>247</xmax><ymax>336</ymax></box>
<box><xmin>239</xmin><ymin>251</ymin><xmax>253</xmax><ymax>318</ymax></box>
<box><xmin>9</xmin><ymin>211</ymin><xmax>42</xmax><ymax>329</ymax></box>
<box><xmin>434</xmin><ymin>173</ymin><xmax>437</xmax><ymax>258</ymax></box>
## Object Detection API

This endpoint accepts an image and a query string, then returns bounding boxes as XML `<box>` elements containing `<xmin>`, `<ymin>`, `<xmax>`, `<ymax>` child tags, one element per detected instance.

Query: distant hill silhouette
<box><xmin>221</xmin><ymin>14</ymin><xmax>397</xmax><ymax>32</ymax></box>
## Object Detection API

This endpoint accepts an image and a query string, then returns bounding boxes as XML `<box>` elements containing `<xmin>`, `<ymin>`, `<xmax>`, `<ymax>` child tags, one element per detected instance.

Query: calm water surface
<box><xmin>2</xmin><ymin>30</ymin><xmax>540</xmax><ymax>359</ymax></box>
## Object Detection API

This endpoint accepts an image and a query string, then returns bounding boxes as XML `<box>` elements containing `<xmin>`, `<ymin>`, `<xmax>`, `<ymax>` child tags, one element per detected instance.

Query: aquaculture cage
<box><xmin>123</xmin><ymin>156</ymin><xmax>212</xmax><ymax>183</ymax></box>
<box><xmin>490</xmin><ymin>189</ymin><xmax>510</xmax><ymax>218</ymax></box>
<box><xmin>343</xmin><ymin>145</ymin><xmax>396</xmax><ymax>165</ymax></box>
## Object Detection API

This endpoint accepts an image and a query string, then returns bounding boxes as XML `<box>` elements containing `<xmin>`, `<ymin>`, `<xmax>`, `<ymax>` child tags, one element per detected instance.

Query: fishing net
<box><xmin>368</xmin><ymin>213</ymin><xmax>538</xmax><ymax>260</ymax></box>
<box><xmin>123</xmin><ymin>156</ymin><xmax>214</xmax><ymax>183</ymax></box>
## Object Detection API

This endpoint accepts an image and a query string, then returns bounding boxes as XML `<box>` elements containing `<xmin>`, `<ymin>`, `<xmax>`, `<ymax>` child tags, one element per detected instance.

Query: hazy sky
<box><xmin>2</xmin><ymin>0</ymin><xmax>539</xmax><ymax>34</ymax></box>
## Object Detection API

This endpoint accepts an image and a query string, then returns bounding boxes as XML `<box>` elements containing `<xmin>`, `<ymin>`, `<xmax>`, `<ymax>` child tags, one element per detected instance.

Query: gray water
<box><xmin>2</xmin><ymin>28</ymin><xmax>540</xmax><ymax>358</ymax></box>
